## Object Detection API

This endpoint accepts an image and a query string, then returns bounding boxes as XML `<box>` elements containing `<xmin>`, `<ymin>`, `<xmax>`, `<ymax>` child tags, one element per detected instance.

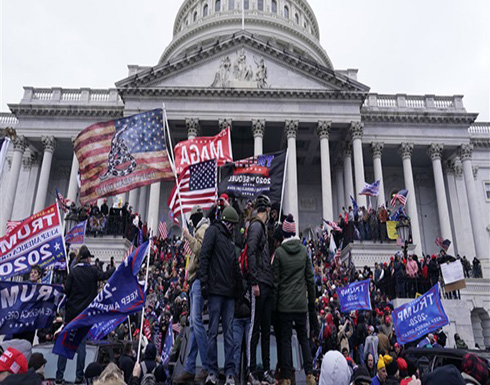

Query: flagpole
<box><xmin>278</xmin><ymin>148</ymin><xmax>289</xmax><ymax>223</ymax></box>
<box><xmin>162</xmin><ymin>104</ymin><xmax>187</xmax><ymax>227</ymax></box>
<box><xmin>128</xmin><ymin>316</ymin><xmax>133</xmax><ymax>342</ymax></box>
<box><xmin>137</xmin><ymin>237</ymin><xmax>152</xmax><ymax>363</ymax></box>
<box><xmin>56</xmin><ymin>199</ymin><xmax>70</xmax><ymax>275</ymax></box>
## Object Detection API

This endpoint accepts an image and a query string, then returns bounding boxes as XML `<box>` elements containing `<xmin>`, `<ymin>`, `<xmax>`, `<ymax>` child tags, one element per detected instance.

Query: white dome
<box><xmin>160</xmin><ymin>0</ymin><xmax>333</xmax><ymax>68</ymax></box>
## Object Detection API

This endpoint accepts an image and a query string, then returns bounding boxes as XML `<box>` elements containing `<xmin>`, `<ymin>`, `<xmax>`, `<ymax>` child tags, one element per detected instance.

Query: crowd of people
<box><xmin>0</xmin><ymin>193</ymin><xmax>487</xmax><ymax>385</ymax></box>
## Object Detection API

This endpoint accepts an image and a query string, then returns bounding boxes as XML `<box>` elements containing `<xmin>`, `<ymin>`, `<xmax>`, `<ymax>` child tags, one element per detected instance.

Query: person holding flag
<box><xmin>174</xmin><ymin>205</ymin><xmax>211</xmax><ymax>383</ymax></box>
<box><xmin>54</xmin><ymin>247</ymin><xmax>115</xmax><ymax>384</ymax></box>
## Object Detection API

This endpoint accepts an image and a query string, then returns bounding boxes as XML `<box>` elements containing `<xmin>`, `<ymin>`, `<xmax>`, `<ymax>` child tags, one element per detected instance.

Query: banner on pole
<box><xmin>173</xmin><ymin>128</ymin><xmax>233</xmax><ymax>175</ymax></box>
<box><xmin>337</xmin><ymin>279</ymin><xmax>371</xmax><ymax>313</ymax></box>
<box><xmin>65</xmin><ymin>220</ymin><xmax>87</xmax><ymax>245</ymax></box>
<box><xmin>219</xmin><ymin>151</ymin><xmax>286</xmax><ymax>203</ymax></box>
<box><xmin>0</xmin><ymin>282</ymin><xmax>64</xmax><ymax>335</ymax></box>
<box><xmin>392</xmin><ymin>284</ymin><xmax>449</xmax><ymax>345</ymax></box>
<box><xmin>0</xmin><ymin>204</ymin><xmax>67</xmax><ymax>280</ymax></box>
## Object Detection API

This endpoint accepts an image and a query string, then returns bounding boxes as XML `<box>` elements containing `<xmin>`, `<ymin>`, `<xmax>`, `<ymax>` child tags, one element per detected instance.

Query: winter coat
<box><xmin>0</xmin><ymin>368</ymin><xmax>42</xmax><ymax>385</ymax></box>
<box><xmin>386</xmin><ymin>375</ymin><xmax>400</xmax><ymax>385</ymax></box>
<box><xmin>247</xmin><ymin>219</ymin><xmax>273</xmax><ymax>287</ymax></box>
<box><xmin>338</xmin><ymin>321</ymin><xmax>353</xmax><ymax>354</ymax></box>
<box><xmin>272</xmin><ymin>237</ymin><xmax>315</xmax><ymax>313</ymax></box>
<box><xmin>186</xmin><ymin>217</ymin><xmax>210</xmax><ymax>284</ymax></box>
<box><xmin>199</xmin><ymin>221</ymin><xmax>242</xmax><ymax>298</ymax></box>
<box><xmin>119</xmin><ymin>353</ymin><xmax>135</xmax><ymax>384</ymax></box>
<box><xmin>320</xmin><ymin>350</ymin><xmax>352</xmax><ymax>385</ymax></box>
<box><xmin>65</xmin><ymin>262</ymin><xmax>114</xmax><ymax>323</ymax></box>
<box><xmin>422</xmin><ymin>364</ymin><xmax>465</xmax><ymax>385</ymax></box>
<box><xmin>406</xmin><ymin>259</ymin><xmax>418</xmax><ymax>278</ymax></box>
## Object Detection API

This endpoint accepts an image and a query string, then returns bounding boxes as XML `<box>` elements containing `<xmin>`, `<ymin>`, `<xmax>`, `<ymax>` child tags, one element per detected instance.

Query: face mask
<box><xmin>222</xmin><ymin>221</ymin><xmax>234</xmax><ymax>234</ymax></box>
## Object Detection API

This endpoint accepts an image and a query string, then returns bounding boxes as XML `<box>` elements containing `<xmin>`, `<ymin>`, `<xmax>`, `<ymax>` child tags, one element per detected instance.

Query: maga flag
<box><xmin>53</xmin><ymin>242</ymin><xmax>149</xmax><ymax>358</ymax></box>
<box><xmin>359</xmin><ymin>180</ymin><xmax>380</xmax><ymax>196</ymax></box>
<box><xmin>65</xmin><ymin>220</ymin><xmax>87</xmax><ymax>245</ymax></box>
<box><xmin>74</xmin><ymin>109</ymin><xmax>173</xmax><ymax>205</ymax></box>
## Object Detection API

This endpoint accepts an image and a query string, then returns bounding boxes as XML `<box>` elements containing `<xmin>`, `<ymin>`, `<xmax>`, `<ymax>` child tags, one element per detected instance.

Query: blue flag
<box><xmin>65</xmin><ymin>221</ymin><xmax>87</xmax><ymax>244</ymax></box>
<box><xmin>337</xmin><ymin>279</ymin><xmax>371</xmax><ymax>313</ymax></box>
<box><xmin>350</xmin><ymin>195</ymin><xmax>358</xmax><ymax>217</ymax></box>
<box><xmin>359</xmin><ymin>180</ymin><xmax>380</xmax><ymax>196</ymax></box>
<box><xmin>392</xmin><ymin>284</ymin><xmax>449</xmax><ymax>345</ymax></box>
<box><xmin>0</xmin><ymin>282</ymin><xmax>64</xmax><ymax>335</ymax></box>
<box><xmin>53</xmin><ymin>242</ymin><xmax>149</xmax><ymax>359</ymax></box>
<box><xmin>313</xmin><ymin>346</ymin><xmax>322</xmax><ymax>367</ymax></box>
<box><xmin>161</xmin><ymin>319</ymin><xmax>174</xmax><ymax>366</ymax></box>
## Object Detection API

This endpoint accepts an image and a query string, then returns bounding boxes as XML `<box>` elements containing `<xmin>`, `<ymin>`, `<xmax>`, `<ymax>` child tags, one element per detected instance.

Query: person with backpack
<box><xmin>272</xmin><ymin>214</ymin><xmax>317</xmax><ymax>385</ymax></box>
<box><xmin>245</xmin><ymin>194</ymin><xmax>275</xmax><ymax>385</ymax></box>
<box><xmin>139</xmin><ymin>343</ymin><xmax>166</xmax><ymax>385</ymax></box>
<box><xmin>199</xmin><ymin>206</ymin><xmax>242</xmax><ymax>385</ymax></box>
<box><xmin>174</xmin><ymin>205</ymin><xmax>210</xmax><ymax>383</ymax></box>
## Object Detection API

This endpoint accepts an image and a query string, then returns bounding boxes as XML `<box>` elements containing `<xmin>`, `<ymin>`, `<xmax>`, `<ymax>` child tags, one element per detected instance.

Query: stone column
<box><xmin>186</xmin><ymin>118</ymin><xmax>200</xmax><ymax>140</ymax></box>
<box><xmin>350</xmin><ymin>122</ymin><xmax>367</xmax><ymax>207</ymax></box>
<box><xmin>317</xmin><ymin>120</ymin><xmax>333</xmax><ymax>221</ymax></box>
<box><xmin>67</xmin><ymin>137</ymin><xmax>79</xmax><ymax>203</ymax></box>
<box><xmin>147</xmin><ymin>182</ymin><xmax>161</xmax><ymax>235</ymax></box>
<box><xmin>453</xmin><ymin>160</ymin><xmax>476</xmax><ymax>258</ymax></box>
<box><xmin>342</xmin><ymin>141</ymin><xmax>354</xmax><ymax>208</ymax></box>
<box><xmin>399</xmin><ymin>143</ymin><xmax>422</xmax><ymax>255</ymax></box>
<box><xmin>285</xmin><ymin>120</ymin><xmax>299</xmax><ymax>226</ymax></box>
<box><xmin>428</xmin><ymin>143</ymin><xmax>454</xmax><ymax>255</ymax></box>
<box><xmin>138</xmin><ymin>185</ymin><xmax>149</xmax><ymax>221</ymax></box>
<box><xmin>445</xmin><ymin>161</ymin><xmax>463</xmax><ymax>256</ymax></box>
<box><xmin>370</xmin><ymin>142</ymin><xmax>386</xmax><ymax>207</ymax></box>
<box><xmin>128</xmin><ymin>189</ymin><xmax>140</xmax><ymax>213</ymax></box>
<box><xmin>34</xmin><ymin>136</ymin><xmax>56</xmax><ymax>213</ymax></box>
<box><xmin>335</xmin><ymin>159</ymin><xmax>345</xmax><ymax>214</ymax></box>
<box><xmin>459</xmin><ymin>144</ymin><xmax>487</xmax><ymax>260</ymax></box>
<box><xmin>219</xmin><ymin>118</ymin><xmax>232</xmax><ymax>132</ymax></box>
<box><xmin>3</xmin><ymin>136</ymin><xmax>26</xmax><ymax>228</ymax></box>
<box><xmin>252</xmin><ymin>119</ymin><xmax>266</xmax><ymax>156</ymax></box>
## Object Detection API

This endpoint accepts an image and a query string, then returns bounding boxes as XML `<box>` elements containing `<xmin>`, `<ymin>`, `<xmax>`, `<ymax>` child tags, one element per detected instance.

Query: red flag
<box><xmin>143</xmin><ymin>319</ymin><xmax>152</xmax><ymax>340</ymax></box>
<box><xmin>173</xmin><ymin>127</ymin><xmax>233</xmax><ymax>175</ymax></box>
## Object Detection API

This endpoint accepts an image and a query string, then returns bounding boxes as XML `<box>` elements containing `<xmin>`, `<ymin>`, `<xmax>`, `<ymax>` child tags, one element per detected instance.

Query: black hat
<box><xmin>352</xmin><ymin>366</ymin><xmax>372</xmax><ymax>384</ymax></box>
<box><xmin>85</xmin><ymin>362</ymin><xmax>103</xmax><ymax>379</ymax></box>
<box><xmin>28</xmin><ymin>352</ymin><xmax>47</xmax><ymax>370</ymax></box>
<box><xmin>80</xmin><ymin>248</ymin><xmax>93</xmax><ymax>260</ymax></box>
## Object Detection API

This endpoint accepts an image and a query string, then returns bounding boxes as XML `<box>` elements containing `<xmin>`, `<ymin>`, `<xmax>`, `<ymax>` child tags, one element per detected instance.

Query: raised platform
<box><xmin>71</xmin><ymin>236</ymin><xmax>132</xmax><ymax>266</ymax></box>
<box><xmin>340</xmin><ymin>241</ymin><xmax>417</xmax><ymax>269</ymax></box>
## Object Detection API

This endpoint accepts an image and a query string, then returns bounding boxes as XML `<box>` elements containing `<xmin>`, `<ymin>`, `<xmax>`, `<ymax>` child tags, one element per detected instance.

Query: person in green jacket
<box><xmin>272</xmin><ymin>214</ymin><xmax>316</xmax><ymax>385</ymax></box>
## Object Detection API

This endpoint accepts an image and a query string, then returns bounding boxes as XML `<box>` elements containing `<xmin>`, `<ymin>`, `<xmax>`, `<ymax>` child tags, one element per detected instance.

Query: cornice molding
<box><xmin>8</xmin><ymin>104</ymin><xmax>124</xmax><ymax>119</ymax></box>
<box><xmin>362</xmin><ymin>111</ymin><xmax>478</xmax><ymax>125</ymax></box>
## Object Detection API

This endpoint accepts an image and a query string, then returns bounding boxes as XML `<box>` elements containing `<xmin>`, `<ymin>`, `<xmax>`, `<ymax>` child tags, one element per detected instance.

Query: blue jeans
<box><xmin>56</xmin><ymin>336</ymin><xmax>87</xmax><ymax>381</ymax></box>
<box><xmin>184</xmin><ymin>279</ymin><xmax>209</xmax><ymax>374</ymax></box>
<box><xmin>207</xmin><ymin>295</ymin><xmax>235</xmax><ymax>377</ymax></box>
<box><xmin>233</xmin><ymin>317</ymin><xmax>251</xmax><ymax>372</ymax></box>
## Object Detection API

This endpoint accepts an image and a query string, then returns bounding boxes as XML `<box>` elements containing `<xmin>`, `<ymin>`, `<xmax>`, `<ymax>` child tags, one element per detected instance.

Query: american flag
<box><xmin>391</xmin><ymin>189</ymin><xmax>408</xmax><ymax>207</ymax></box>
<box><xmin>323</xmin><ymin>219</ymin><xmax>342</xmax><ymax>233</ymax></box>
<box><xmin>167</xmin><ymin>159</ymin><xmax>217</xmax><ymax>218</ymax></box>
<box><xmin>435</xmin><ymin>236</ymin><xmax>451</xmax><ymax>251</ymax></box>
<box><xmin>122</xmin><ymin>244</ymin><xmax>135</xmax><ymax>263</ymax></box>
<box><xmin>183</xmin><ymin>240</ymin><xmax>192</xmax><ymax>256</ymax></box>
<box><xmin>5</xmin><ymin>220</ymin><xmax>22</xmax><ymax>236</ymax></box>
<box><xmin>74</xmin><ymin>109</ymin><xmax>173</xmax><ymax>205</ymax></box>
<box><xmin>159</xmin><ymin>221</ymin><xmax>168</xmax><ymax>240</ymax></box>
<box><xmin>359</xmin><ymin>180</ymin><xmax>380</xmax><ymax>196</ymax></box>
<box><xmin>172</xmin><ymin>322</ymin><xmax>182</xmax><ymax>334</ymax></box>
<box><xmin>55</xmin><ymin>188</ymin><xmax>69</xmax><ymax>213</ymax></box>
<box><xmin>334</xmin><ymin>248</ymin><xmax>342</xmax><ymax>267</ymax></box>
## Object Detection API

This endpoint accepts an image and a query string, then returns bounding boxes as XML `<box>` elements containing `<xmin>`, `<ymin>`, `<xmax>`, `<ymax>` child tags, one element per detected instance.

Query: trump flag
<box><xmin>53</xmin><ymin>242</ymin><xmax>149</xmax><ymax>358</ymax></box>
<box><xmin>337</xmin><ymin>279</ymin><xmax>371</xmax><ymax>313</ymax></box>
<box><xmin>74</xmin><ymin>109</ymin><xmax>173</xmax><ymax>205</ymax></box>
<box><xmin>0</xmin><ymin>204</ymin><xmax>67</xmax><ymax>281</ymax></box>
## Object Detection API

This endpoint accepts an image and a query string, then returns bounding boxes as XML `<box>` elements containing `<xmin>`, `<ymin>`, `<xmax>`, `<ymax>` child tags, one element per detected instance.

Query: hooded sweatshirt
<box><xmin>272</xmin><ymin>236</ymin><xmax>315</xmax><ymax>313</ymax></box>
<box><xmin>319</xmin><ymin>350</ymin><xmax>352</xmax><ymax>385</ymax></box>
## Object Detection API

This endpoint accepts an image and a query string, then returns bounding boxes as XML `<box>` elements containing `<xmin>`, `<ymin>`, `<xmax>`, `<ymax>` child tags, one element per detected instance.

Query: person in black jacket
<box><xmin>199</xmin><ymin>206</ymin><xmax>242</xmax><ymax>385</ymax></box>
<box><xmin>246</xmin><ymin>194</ymin><xmax>275</xmax><ymax>385</ymax></box>
<box><xmin>55</xmin><ymin>247</ymin><xmax>115</xmax><ymax>384</ymax></box>
<box><xmin>118</xmin><ymin>342</ymin><xmax>135</xmax><ymax>384</ymax></box>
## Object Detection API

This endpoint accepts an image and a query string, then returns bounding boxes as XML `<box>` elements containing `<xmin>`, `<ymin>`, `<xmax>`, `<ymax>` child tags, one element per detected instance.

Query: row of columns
<box><xmin>2</xmin><ymin>124</ymin><xmax>486</xmax><ymax>262</ymax></box>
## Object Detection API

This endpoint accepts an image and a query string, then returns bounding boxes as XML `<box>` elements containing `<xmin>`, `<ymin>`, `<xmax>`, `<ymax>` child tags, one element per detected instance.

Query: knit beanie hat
<box><xmin>386</xmin><ymin>357</ymin><xmax>399</xmax><ymax>376</ymax></box>
<box><xmin>282</xmin><ymin>214</ymin><xmax>296</xmax><ymax>238</ymax></box>
<box><xmin>377</xmin><ymin>354</ymin><xmax>393</xmax><ymax>371</ymax></box>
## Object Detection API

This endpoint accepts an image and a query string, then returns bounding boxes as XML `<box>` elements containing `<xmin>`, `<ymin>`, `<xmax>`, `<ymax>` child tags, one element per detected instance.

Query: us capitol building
<box><xmin>1</xmin><ymin>0</ymin><xmax>489</xmax><ymax>346</ymax></box>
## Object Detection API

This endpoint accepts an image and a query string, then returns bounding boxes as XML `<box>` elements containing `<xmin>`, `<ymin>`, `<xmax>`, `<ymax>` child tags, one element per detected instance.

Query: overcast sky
<box><xmin>1</xmin><ymin>0</ymin><xmax>488</xmax><ymax>120</ymax></box>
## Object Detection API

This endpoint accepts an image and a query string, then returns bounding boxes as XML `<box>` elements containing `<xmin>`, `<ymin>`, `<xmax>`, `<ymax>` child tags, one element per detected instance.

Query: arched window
<box><xmin>271</xmin><ymin>0</ymin><xmax>277</xmax><ymax>13</ymax></box>
<box><xmin>229</xmin><ymin>0</ymin><xmax>235</xmax><ymax>10</ymax></box>
<box><xmin>257</xmin><ymin>0</ymin><xmax>263</xmax><ymax>11</ymax></box>
<box><xmin>203</xmin><ymin>4</ymin><xmax>209</xmax><ymax>16</ymax></box>
<box><xmin>284</xmin><ymin>5</ymin><xmax>289</xmax><ymax>19</ymax></box>
<box><xmin>303</xmin><ymin>21</ymin><xmax>307</xmax><ymax>29</ymax></box>
<box><xmin>295</xmin><ymin>13</ymin><xmax>299</xmax><ymax>24</ymax></box>
<box><xmin>193</xmin><ymin>11</ymin><xmax>198</xmax><ymax>21</ymax></box>
<box><xmin>215</xmin><ymin>0</ymin><xmax>221</xmax><ymax>12</ymax></box>
<box><xmin>244</xmin><ymin>0</ymin><xmax>250</xmax><ymax>10</ymax></box>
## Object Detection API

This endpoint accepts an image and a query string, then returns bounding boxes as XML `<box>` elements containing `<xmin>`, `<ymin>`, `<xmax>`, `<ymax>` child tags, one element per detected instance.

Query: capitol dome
<box><xmin>160</xmin><ymin>0</ymin><xmax>333</xmax><ymax>68</ymax></box>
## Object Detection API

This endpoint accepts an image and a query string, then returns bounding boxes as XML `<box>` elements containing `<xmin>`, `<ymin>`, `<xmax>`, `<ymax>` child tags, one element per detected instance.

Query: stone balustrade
<box><xmin>469</xmin><ymin>122</ymin><xmax>490</xmax><ymax>136</ymax></box>
<box><xmin>364</xmin><ymin>93</ymin><xmax>465</xmax><ymax>111</ymax></box>
<box><xmin>21</xmin><ymin>87</ymin><xmax>123</xmax><ymax>105</ymax></box>
<box><xmin>0</xmin><ymin>113</ymin><xmax>19</xmax><ymax>128</ymax></box>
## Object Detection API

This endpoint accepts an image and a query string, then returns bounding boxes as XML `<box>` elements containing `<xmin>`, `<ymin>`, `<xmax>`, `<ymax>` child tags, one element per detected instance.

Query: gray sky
<box><xmin>1</xmin><ymin>0</ymin><xmax>489</xmax><ymax>120</ymax></box>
